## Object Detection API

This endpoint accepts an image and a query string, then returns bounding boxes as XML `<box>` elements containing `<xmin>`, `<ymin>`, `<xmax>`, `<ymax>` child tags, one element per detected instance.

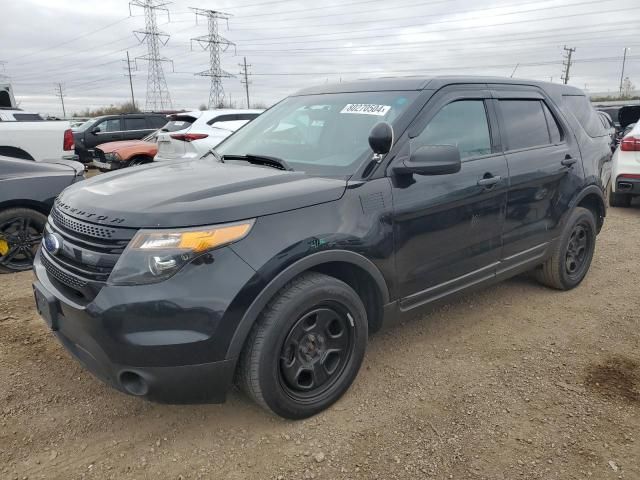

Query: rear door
<box><xmin>122</xmin><ymin>116</ymin><xmax>151</xmax><ymax>140</ymax></box>
<box><xmin>492</xmin><ymin>88</ymin><xmax>583</xmax><ymax>269</ymax></box>
<box><xmin>87</xmin><ymin>117</ymin><xmax>123</xmax><ymax>148</ymax></box>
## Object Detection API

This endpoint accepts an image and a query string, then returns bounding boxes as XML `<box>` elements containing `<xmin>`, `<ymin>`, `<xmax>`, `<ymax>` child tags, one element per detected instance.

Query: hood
<box><xmin>56</xmin><ymin>159</ymin><xmax>347</xmax><ymax>228</ymax></box>
<box><xmin>618</xmin><ymin>106</ymin><xmax>640</xmax><ymax>129</ymax></box>
<box><xmin>95</xmin><ymin>140</ymin><xmax>151</xmax><ymax>152</ymax></box>
<box><xmin>0</xmin><ymin>156</ymin><xmax>83</xmax><ymax>177</ymax></box>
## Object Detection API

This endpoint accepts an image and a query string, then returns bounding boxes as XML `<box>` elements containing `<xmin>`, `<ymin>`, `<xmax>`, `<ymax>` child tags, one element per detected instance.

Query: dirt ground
<box><xmin>1</xmin><ymin>204</ymin><xmax>639</xmax><ymax>480</ymax></box>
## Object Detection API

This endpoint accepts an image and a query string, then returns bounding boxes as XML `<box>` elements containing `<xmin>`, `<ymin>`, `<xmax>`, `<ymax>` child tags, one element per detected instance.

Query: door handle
<box><xmin>477</xmin><ymin>175</ymin><xmax>501</xmax><ymax>187</ymax></box>
<box><xmin>561</xmin><ymin>155</ymin><xmax>577</xmax><ymax>167</ymax></box>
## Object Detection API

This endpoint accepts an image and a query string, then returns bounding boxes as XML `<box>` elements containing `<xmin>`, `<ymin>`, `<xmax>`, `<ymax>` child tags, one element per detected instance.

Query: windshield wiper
<box><xmin>222</xmin><ymin>154</ymin><xmax>294</xmax><ymax>171</ymax></box>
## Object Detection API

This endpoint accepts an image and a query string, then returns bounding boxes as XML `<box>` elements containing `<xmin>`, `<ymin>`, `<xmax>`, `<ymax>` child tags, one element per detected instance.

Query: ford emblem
<box><xmin>43</xmin><ymin>233</ymin><xmax>63</xmax><ymax>255</ymax></box>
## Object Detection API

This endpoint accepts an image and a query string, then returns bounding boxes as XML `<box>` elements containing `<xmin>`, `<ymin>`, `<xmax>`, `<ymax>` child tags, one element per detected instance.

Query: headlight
<box><xmin>104</xmin><ymin>152</ymin><xmax>121</xmax><ymax>162</ymax></box>
<box><xmin>108</xmin><ymin>220</ymin><xmax>254</xmax><ymax>285</ymax></box>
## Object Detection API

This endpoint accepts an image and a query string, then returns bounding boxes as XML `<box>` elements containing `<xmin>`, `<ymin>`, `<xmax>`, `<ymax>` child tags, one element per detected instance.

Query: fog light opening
<box><xmin>618</xmin><ymin>182</ymin><xmax>633</xmax><ymax>191</ymax></box>
<box><xmin>119</xmin><ymin>371</ymin><xmax>149</xmax><ymax>396</ymax></box>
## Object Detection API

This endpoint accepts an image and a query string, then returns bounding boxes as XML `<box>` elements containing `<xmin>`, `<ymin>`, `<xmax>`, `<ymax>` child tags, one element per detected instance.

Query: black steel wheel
<box><xmin>535</xmin><ymin>207</ymin><xmax>596</xmax><ymax>290</ymax></box>
<box><xmin>238</xmin><ymin>272</ymin><xmax>368</xmax><ymax>419</ymax></box>
<box><xmin>0</xmin><ymin>208</ymin><xmax>47</xmax><ymax>273</ymax></box>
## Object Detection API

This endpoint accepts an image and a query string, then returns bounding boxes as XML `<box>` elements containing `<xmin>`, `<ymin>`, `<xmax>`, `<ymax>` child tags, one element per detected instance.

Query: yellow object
<box><xmin>131</xmin><ymin>221</ymin><xmax>254</xmax><ymax>253</ymax></box>
<box><xmin>0</xmin><ymin>238</ymin><xmax>9</xmax><ymax>256</ymax></box>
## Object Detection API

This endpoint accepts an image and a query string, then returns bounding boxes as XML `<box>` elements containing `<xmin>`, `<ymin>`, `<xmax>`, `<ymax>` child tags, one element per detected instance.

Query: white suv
<box><xmin>155</xmin><ymin>109</ymin><xmax>263</xmax><ymax>162</ymax></box>
<box><xmin>610</xmin><ymin>121</ymin><xmax>640</xmax><ymax>207</ymax></box>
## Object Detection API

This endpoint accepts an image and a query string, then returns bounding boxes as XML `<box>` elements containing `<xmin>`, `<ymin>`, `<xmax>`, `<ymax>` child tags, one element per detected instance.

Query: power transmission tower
<box><xmin>561</xmin><ymin>45</ymin><xmax>576</xmax><ymax>85</ymax></box>
<box><xmin>130</xmin><ymin>0</ymin><xmax>173</xmax><ymax>111</ymax></box>
<box><xmin>124</xmin><ymin>51</ymin><xmax>137</xmax><ymax>110</ymax></box>
<box><xmin>54</xmin><ymin>83</ymin><xmax>66</xmax><ymax>118</ymax></box>
<box><xmin>190</xmin><ymin>7</ymin><xmax>235</xmax><ymax>109</ymax></box>
<box><xmin>239</xmin><ymin>57</ymin><xmax>252</xmax><ymax>108</ymax></box>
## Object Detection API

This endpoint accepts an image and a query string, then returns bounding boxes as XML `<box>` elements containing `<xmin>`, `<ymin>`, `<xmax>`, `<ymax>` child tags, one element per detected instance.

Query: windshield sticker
<box><xmin>340</xmin><ymin>104</ymin><xmax>391</xmax><ymax>116</ymax></box>
<box><xmin>172</xmin><ymin>121</ymin><xmax>185</xmax><ymax>126</ymax></box>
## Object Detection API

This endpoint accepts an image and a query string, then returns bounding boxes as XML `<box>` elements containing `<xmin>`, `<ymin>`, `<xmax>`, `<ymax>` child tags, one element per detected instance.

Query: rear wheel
<box><xmin>609</xmin><ymin>188</ymin><xmax>632</xmax><ymax>207</ymax></box>
<box><xmin>128</xmin><ymin>156</ymin><xmax>152</xmax><ymax>167</ymax></box>
<box><xmin>0</xmin><ymin>208</ymin><xmax>47</xmax><ymax>274</ymax></box>
<box><xmin>238</xmin><ymin>272</ymin><xmax>368</xmax><ymax>419</ymax></box>
<box><xmin>535</xmin><ymin>207</ymin><xmax>596</xmax><ymax>290</ymax></box>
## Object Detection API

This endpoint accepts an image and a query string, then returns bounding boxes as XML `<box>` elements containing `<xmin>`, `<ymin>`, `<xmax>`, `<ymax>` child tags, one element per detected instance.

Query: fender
<box><xmin>565</xmin><ymin>183</ymin><xmax>606</xmax><ymax>231</ymax></box>
<box><xmin>225</xmin><ymin>249</ymin><xmax>390</xmax><ymax>360</ymax></box>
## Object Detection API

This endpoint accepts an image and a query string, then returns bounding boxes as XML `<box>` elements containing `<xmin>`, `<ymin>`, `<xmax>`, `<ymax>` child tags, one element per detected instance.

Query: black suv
<box><xmin>33</xmin><ymin>77</ymin><xmax>611</xmax><ymax>419</ymax></box>
<box><xmin>73</xmin><ymin>113</ymin><xmax>167</xmax><ymax>162</ymax></box>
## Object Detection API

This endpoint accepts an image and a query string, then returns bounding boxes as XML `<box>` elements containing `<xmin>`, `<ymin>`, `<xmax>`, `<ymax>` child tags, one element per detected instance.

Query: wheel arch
<box><xmin>226</xmin><ymin>250</ymin><xmax>390</xmax><ymax>361</ymax></box>
<box><xmin>570</xmin><ymin>185</ymin><xmax>606</xmax><ymax>233</ymax></box>
<box><xmin>0</xmin><ymin>199</ymin><xmax>52</xmax><ymax>216</ymax></box>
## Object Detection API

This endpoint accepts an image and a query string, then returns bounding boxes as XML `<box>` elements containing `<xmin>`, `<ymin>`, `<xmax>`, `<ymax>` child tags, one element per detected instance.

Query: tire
<box><xmin>238</xmin><ymin>272</ymin><xmax>368</xmax><ymax>419</ymax></box>
<box><xmin>609</xmin><ymin>188</ymin><xmax>632</xmax><ymax>208</ymax></box>
<box><xmin>535</xmin><ymin>207</ymin><xmax>596</xmax><ymax>290</ymax></box>
<box><xmin>0</xmin><ymin>207</ymin><xmax>47</xmax><ymax>274</ymax></box>
<box><xmin>128</xmin><ymin>156</ymin><xmax>152</xmax><ymax>167</ymax></box>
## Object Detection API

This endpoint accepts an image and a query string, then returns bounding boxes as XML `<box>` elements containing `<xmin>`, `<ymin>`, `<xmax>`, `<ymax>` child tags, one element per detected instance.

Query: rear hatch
<box><xmin>156</xmin><ymin>113</ymin><xmax>198</xmax><ymax>159</ymax></box>
<box><xmin>618</xmin><ymin>106</ymin><xmax>640</xmax><ymax>129</ymax></box>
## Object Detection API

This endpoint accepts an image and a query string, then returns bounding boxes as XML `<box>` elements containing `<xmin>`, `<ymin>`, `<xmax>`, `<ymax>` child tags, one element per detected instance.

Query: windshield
<box><xmin>216</xmin><ymin>91</ymin><xmax>418</xmax><ymax>176</ymax></box>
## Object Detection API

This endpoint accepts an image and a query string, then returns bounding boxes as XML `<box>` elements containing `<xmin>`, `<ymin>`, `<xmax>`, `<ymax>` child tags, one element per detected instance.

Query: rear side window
<box><xmin>13</xmin><ymin>113</ymin><xmax>44</xmax><ymax>121</ymax></box>
<box><xmin>499</xmin><ymin>100</ymin><xmax>550</xmax><ymax>150</ymax></box>
<box><xmin>414</xmin><ymin>100</ymin><xmax>491</xmax><ymax>160</ymax></box>
<box><xmin>161</xmin><ymin>115</ymin><xmax>196</xmax><ymax>132</ymax></box>
<box><xmin>148</xmin><ymin>116</ymin><xmax>168</xmax><ymax>128</ymax></box>
<box><xmin>124</xmin><ymin>117</ymin><xmax>146</xmax><ymax>130</ymax></box>
<box><xmin>542</xmin><ymin>103</ymin><xmax>563</xmax><ymax>143</ymax></box>
<box><xmin>562</xmin><ymin>95</ymin><xmax>605</xmax><ymax>137</ymax></box>
<box><xmin>207</xmin><ymin>113</ymin><xmax>259</xmax><ymax>126</ymax></box>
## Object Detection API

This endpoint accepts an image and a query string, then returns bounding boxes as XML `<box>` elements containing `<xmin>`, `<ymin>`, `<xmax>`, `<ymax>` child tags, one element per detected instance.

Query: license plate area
<box><xmin>33</xmin><ymin>281</ymin><xmax>59</xmax><ymax>331</ymax></box>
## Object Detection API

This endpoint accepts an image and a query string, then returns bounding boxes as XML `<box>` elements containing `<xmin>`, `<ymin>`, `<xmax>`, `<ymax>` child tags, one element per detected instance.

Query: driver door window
<box><xmin>97</xmin><ymin>118</ymin><xmax>121</xmax><ymax>133</ymax></box>
<box><xmin>413</xmin><ymin>100</ymin><xmax>491</xmax><ymax>160</ymax></box>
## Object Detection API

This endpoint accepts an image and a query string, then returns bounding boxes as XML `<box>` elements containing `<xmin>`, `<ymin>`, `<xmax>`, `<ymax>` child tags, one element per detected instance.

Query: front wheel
<box><xmin>535</xmin><ymin>207</ymin><xmax>596</xmax><ymax>290</ymax></box>
<box><xmin>238</xmin><ymin>272</ymin><xmax>368</xmax><ymax>419</ymax></box>
<box><xmin>0</xmin><ymin>208</ymin><xmax>47</xmax><ymax>273</ymax></box>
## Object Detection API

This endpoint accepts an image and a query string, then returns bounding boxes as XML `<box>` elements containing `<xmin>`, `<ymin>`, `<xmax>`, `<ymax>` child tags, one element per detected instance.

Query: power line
<box><xmin>190</xmin><ymin>7</ymin><xmax>235</xmax><ymax>108</ymax></box>
<box><xmin>239</xmin><ymin>57</ymin><xmax>252</xmax><ymax>108</ymax></box>
<box><xmin>131</xmin><ymin>0</ymin><xmax>173</xmax><ymax>111</ymax></box>
<box><xmin>54</xmin><ymin>83</ymin><xmax>66</xmax><ymax>118</ymax></box>
<box><xmin>561</xmin><ymin>45</ymin><xmax>576</xmax><ymax>84</ymax></box>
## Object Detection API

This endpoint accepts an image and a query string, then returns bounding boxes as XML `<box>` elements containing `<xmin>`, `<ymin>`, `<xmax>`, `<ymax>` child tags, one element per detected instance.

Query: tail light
<box><xmin>620</xmin><ymin>136</ymin><xmax>640</xmax><ymax>151</ymax></box>
<box><xmin>618</xmin><ymin>174</ymin><xmax>640</xmax><ymax>179</ymax></box>
<box><xmin>63</xmin><ymin>129</ymin><xmax>74</xmax><ymax>151</ymax></box>
<box><xmin>169</xmin><ymin>133</ymin><xmax>209</xmax><ymax>142</ymax></box>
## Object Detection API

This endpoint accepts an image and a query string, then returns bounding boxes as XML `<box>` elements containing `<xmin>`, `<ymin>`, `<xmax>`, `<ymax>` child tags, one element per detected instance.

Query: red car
<box><xmin>92</xmin><ymin>130</ymin><xmax>158</xmax><ymax>171</ymax></box>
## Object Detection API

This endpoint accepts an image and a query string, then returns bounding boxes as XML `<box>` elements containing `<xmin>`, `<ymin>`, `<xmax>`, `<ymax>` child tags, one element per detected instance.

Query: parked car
<box><xmin>597</xmin><ymin>111</ymin><xmax>616</xmax><ymax>151</ymax></box>
<box><xmin>610</xmin><ymin>118</ymin><xmax>640</xmax><ymax>207</ymax></box>
<box><xmin>33</xmin><ymin>77</ymin><xmax>610</xmax><ymax>419</ymax></box>
<box><xmin>154</xmin><ymin>109</ymin><xmax>262</xmax><ymax>162</ymax></box>
<box><xmin>0</xmin><ymin>155</ymin><xmax>84</xmax><ymax>273</ymax></box>
<box><xmin>0</xmin><ymin>110</ymin><xmax>75</xmax><ymax>161</ymax></box>
<box><xmin>73</xmin><ymin>113</ymin><xmax>167</xmax><ymax>163</ymax></box>
<box><xmin>92</xmin><ymin>130</ymin><xmax>159</xmax><ymax>171</ymax></box>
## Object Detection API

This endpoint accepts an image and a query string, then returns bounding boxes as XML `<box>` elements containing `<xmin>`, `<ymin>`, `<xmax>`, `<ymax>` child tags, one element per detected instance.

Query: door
<box><xmin>123</xmin><ymin>116</ymin><xmax>152</xmax><ymax>140</ymax></box>
<box><xmin>492</xmin><ymin>90</ymin><xmax>583</xmax><ymax>269</ymax></box>
<box><xmin>87</xmin><ymin>117</ymin><xmax>123</xmax><ymax>148</ymax></box>
<box><xmin>391</xmin><ymin>88</ymin><xmax>508</xmax><ymax>310</ymax></box>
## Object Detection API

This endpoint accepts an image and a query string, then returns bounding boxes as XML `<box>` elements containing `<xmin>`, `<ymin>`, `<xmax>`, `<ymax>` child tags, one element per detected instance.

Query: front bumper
<box><xmin>32</xmin><ymin>246</ymin><xmax>258</xmax><ymax>403</ymax></box>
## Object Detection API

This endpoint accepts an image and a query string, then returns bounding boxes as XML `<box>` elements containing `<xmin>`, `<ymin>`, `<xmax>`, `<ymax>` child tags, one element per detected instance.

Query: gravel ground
<box><xmin>1</xmin><ymin>203</ymin><xmax>639</xmax><ymax>480</ymax></box>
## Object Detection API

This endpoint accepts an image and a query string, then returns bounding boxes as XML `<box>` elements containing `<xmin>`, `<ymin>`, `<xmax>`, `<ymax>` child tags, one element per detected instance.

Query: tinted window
<box><xmin>542</xmin><ymin>103</ymin><xmax>562</xmax><ymax>143</ymax></box>
<box><xmin>13</xmin><ymin>113</ymin><xmax>44</xmax><ymax>121</ymax></box>
<box><xmin>97</xmin><ymin>118</ymin><xmax>121</xmax><ymax>132</ymax></box>
<box><xmin>499</xmin><ymin>100</ymin><xmax>550</xmax><ymax>150</ymax></box>
<box><xmin>414</xmin><ymin>100</ymin><xmax>491</xmax><ymax>160</ymax></box>
<box><xmin>148</xmin><ymin>116</ymin><xmax>168</xmax><ymax>128</ymax></box>
<box><xmin>562</xmin><ymin>95</ymin><xmax>605</xmax><ymax>137</ymax></box>
<box><xmin>599</xmin><ymin>107</ymin><xmax>620</xmax><ymax>124</ymax></box>
<box><xmin>124</xmin><ymin>117</ymin><xmax>146</xmax><ymax>130</ymax></box>
<box><xmin>207</xmin><ymin>113</ymin><xmax>259</xmax><ymax>125</ymax></box>
<box><xmin>162</xmin><ymin>115</ymin><xmax>196</xmax><ymax>132</ymax></box>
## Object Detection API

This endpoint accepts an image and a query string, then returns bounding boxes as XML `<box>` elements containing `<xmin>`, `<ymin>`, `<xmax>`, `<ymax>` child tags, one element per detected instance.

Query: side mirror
<box><xmin>91</xmin><ymin>127</ymin><xmax>101</xmax><ymax>134</ymax></box>
<box><xmin>393</xmin><ymin>145</ymin><xmax>461</xmax><ymax>176</ymax></box>
<box><xmin>368</xmin><ymin>122</ymin><xmax>394</xmax><ymax>155</ymax></box>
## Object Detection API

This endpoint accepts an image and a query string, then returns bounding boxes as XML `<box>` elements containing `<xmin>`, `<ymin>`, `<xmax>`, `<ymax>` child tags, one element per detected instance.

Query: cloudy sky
<box><xmin>1</xmin><ymin>0</ymin><xmax>639</xmax><ymax>116</ymax></box>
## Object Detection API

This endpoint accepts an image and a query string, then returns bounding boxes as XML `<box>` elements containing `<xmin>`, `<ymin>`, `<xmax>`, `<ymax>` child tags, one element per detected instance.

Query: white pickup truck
<box><xmin>0</xmin><ymin>109</ymin><xmax>76</xmax><ymax>161</ymax></box>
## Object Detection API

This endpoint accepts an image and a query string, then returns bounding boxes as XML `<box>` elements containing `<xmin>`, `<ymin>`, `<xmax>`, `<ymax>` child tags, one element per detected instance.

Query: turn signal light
<box><xmin>169</xmin><ymin>133</ymin><xmax>209</xmax><ymax>142</ymax></box>
<box><xmin>620</xmin><ymin>136</ymin><xmax>640</xmax><ymax>151</ymax></box>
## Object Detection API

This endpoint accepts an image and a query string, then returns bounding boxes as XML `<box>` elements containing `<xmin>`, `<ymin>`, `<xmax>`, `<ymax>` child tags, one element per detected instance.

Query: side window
<box><xmin>562</xmin><ymin>95</ymin><xmax>605</xmax><ymax>137</ymax></box>
<box><xmin>413</xmin><ymin>100</ymin><xmax>491</xmax><ymax>160</ymax></box>
<box><xmin>148</xmin><ymin>116</ymin><xmax>168</xmax><ymax>128</ymax></box>
<box><xmin>97</xmin><ymin>118</ymin><xmax>121</xmax><ymax>133</ymax></box>
<box><xmin>124</xmin><ymin>117</ymin><xmax>147</xmax><ymax>130</ymax></box>
<box><xmin>499</xmin><ymin>100</ymin><xmax>550</xmax><ymax>150</ymax></box>
<box><xmin>542</xmin><ymin>103</ymin><xmax>563</xmax><ymax>143</ymax></box>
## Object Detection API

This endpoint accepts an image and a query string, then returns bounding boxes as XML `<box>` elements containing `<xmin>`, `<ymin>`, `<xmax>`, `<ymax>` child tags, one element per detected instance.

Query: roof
<box><xmin>293</xmin><ymin>75</ymin><xmax>585</xmax><ymax>96</ymax></box>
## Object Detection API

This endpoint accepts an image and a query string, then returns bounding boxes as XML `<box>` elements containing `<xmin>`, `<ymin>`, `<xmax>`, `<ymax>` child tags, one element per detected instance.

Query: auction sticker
<box><xmin>340</xmin><ymin>104</ymin><xmax>391</xmax><ymax>116</ymax></box>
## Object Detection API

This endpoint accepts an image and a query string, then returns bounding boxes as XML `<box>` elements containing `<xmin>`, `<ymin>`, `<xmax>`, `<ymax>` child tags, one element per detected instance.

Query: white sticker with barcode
<box><xmin>340</xmin><ymin>104</ymin><xmax>391</xmax><ymax>116</ymax></box>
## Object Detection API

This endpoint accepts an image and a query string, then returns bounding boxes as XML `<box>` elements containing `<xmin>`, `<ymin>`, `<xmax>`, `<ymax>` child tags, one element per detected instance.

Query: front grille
<box><xmin>94</xmin><ymin>149</ymin><xmax>106</xmax><ymax>161</ymax></box>
<box><xmin>42</xmin><ymin>207</ymin><xmax>136</xmax><ymax>296</ymax></box>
